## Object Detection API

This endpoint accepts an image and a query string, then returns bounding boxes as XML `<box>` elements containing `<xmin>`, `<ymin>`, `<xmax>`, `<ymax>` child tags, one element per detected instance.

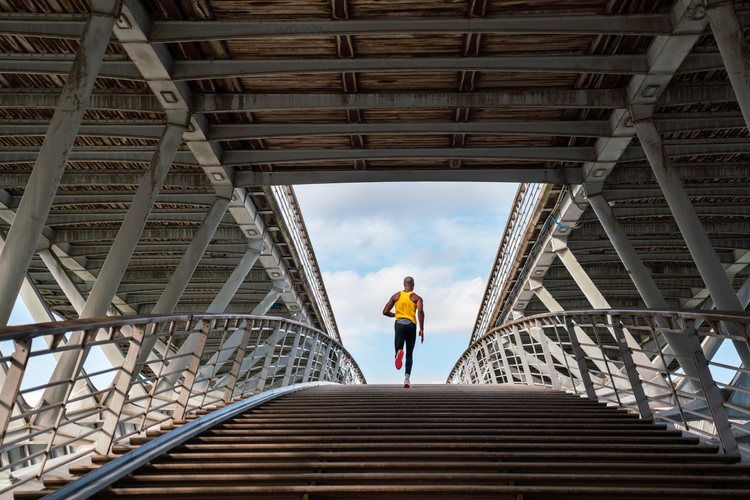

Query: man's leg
<box><xmin>404</xmin><ymin>323</ymin><xmax>417</xmax><ymax>375</ymax></box>
<box><xmin>395</xmin><ymin>323</ymin><xmax>406</xmax><ymax>370</ymax></box>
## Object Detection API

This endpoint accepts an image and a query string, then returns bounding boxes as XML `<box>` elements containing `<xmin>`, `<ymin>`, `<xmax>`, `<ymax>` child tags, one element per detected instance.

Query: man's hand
<box><xmin>419</xmin><ymin>329</ymin><xmax>424</xmax><ymax>343</ymax></box>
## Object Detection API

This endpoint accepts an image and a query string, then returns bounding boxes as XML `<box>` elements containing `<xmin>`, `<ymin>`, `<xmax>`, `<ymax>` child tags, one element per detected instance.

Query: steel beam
<box><xmin>168</xmin><ymin>56</ymin><xmax>650</xmax><ymax>82</ymax></box>
<box><xmin>632</xmin><ymin>111</ymin><xmax>750</xmax><ymax>370</ymax></box>
<box><xmin>0</xmin><ymin>91</ymin><xmax>162</xmax><ymax>112</ymax></box>
<box><xmin>207</xmin><ymin>121</ymin><xmax>611</xmax><ymax>140</ymax></box>
<box><xmin>0</xmin><ymin>3</ymin><xmax>119</xmax><ymax>327</ymax></box>
<box><xmin>0</xmin><ymin>150</ymin><xmax>197</xmax><ymax>166</ymax></box>
<box><xmin>147</xmin><ymin>15</ymin><xmax>674</xmax><ymax>42</ymax></box>
<box><xmin>35</xmin><ymin>125</ymin><xmax>183</xmax><ymax>421</ymax></box>
<box><xmin>194</xmin><ymin>90</ymin><xmax>627</xmax><ymax>113</ymax></box>
<box><xmin>233</xmin><ymin>168</ymin><xmax>582</xmax><ymax>186</ymax></box>
<box><xmin>80</xmin><ymin>124</ymin><xmax>184</xmax><ymax>319</ymax></box>
<box><xmin>656</xmin><ymin>82</ymin><xmax>736</xmax><ymax>107</ymax></box>
<box><xmin>135</xmin><ymin>195</ymin><xmax>231</xmax><ymax>366</ymax></box>
<box><xmin>251</xmin><ymin>280</ymin><xmax>286</xmax><ymax>316</ymax></box>
<box><xmin>0</xmin><ymin>114</ymin><xmax>743</xmax><ymax>142</ymax></box>
<box><xmin>0</xmin><ymin>58</ymin><xmax>143</xmax><ymax>80</ymax></box>
<box><xmin>223</xmin><ymin>147</ymin><xmax>596</xmax><ymax>165</ymax></box>
<box><xmin>704</xmin><ymin>0</ymin><xmax>750</xmax><ymax>131</ymax></box>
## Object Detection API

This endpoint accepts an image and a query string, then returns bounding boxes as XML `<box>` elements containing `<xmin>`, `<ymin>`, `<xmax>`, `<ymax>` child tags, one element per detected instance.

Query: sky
<box><xmin>295</xmin><ymin>182</ymin><xmax>518</xmax><ymax>384</ymax></box>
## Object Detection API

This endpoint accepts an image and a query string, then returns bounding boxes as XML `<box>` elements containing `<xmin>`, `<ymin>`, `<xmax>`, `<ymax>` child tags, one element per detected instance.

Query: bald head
<box><xmin>404</xmin><ymin>276</ymin><xmax>415</xmax><ymax>291</ymax></box>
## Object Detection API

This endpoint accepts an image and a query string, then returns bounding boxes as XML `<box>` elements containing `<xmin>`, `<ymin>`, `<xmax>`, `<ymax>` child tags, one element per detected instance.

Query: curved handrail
<box><xmin>0</xmin><ymin>314</ymin><xmax>364</xmax><ymax>496</ymax></box>
<box><xmin>43</xmin><ymin>381</ymin><xmax>336</xmax><ymax>500</ymax></box>
<box><xmin>448</xmin><ymin>307</ymin><xmax>750</xmax><ymax>459</ymax></box>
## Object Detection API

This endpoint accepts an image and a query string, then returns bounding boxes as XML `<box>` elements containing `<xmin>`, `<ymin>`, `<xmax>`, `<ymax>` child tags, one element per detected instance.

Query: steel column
<box><xmin>612</xmin><ymin>316</ymin><xmax>653</xmax><ymax>420</ymax></box>
<box><xmin>255</xmin><ymin>323</ymin><xmax>282</xmax><ymax>393</ymax></box>
<box><xmin>94</xmin><ymin>325</ymin><xmax>145</xmax><ymax>455</ymax></box>
<box><xmin>206</xmin><ymin>241</ymin><xmax>264</xmax><ymax>313</ymax></box>
<box><xmin>251</xmin><ymin>280</ymin><xmax>286</xmax><ymax>316</ymax></box>
<box><xmin>302</xmin><ymin>332</ymin><xmax>319</xmax><ymax>383</ymax></box>
<box><xmin>588</xmin><ymin>192</ymin><xmax>705</xmax><ymax>393</ymax></box>
<box><xmin>80</xmin><ymin>123</ymin><xmax>184</xmax><ymax>320</ymax></box>
<box><xmin>0</xmin><ymin>2</ymin><xmax>119</xmax><ymax>327</ymax></box>
<box><xmin>704</xmin><ymin>0</ymin><xmax>750</xmax><ymax>131</ymax></box>
<box><xmin>37</xmin><ymin>124</ymin><xmax>183</xmax><ymax>413</ymax></box>
<box><xmin>38</xmin><ymin>248</ymin><xmax>87</xmax><ymax>315</ymax></box>
<box><xmin>512</xmin><ymin>324</ymin><xmax>534</xmax><ymax>385</ymax></box>
<box><xmin>632</xmin><ymin>112</ymin><xmax>750</xmax><ymax>369</ymax></box>
<box><xmin>152</xmin><ymin>195</ymin><xmax>231</xmax><ymax>315</ymax></box>
<box><xmin>683</xmin><ymin>318</ymin><xmax>739</xmax><ymax>455</ymax></box>
<box><xmin>566</xmin><ymin>316</ymin><xmax>597</xmax><ymax>401</ymax></box>
<box><xmin>137</xmin><ymin>195</ymin><xmax>231</xmax><ymax>365</ymax></box>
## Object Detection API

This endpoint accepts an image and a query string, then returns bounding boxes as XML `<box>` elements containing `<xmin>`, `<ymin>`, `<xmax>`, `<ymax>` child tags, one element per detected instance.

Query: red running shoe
<box><xmin>395</xmin><ymin>349</ymin><xmax>404</xmax><ymax>370</ymax></box>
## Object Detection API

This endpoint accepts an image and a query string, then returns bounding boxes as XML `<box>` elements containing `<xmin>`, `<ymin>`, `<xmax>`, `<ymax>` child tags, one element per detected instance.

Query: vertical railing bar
<box><xmin>646</xmin><ymin>314</ymin><xmax>689</xmax><ymax>429</ymax></box>
<box><xmin>222</xmin><ymin>320</ymin><xmax>253</xmax><ymax>403</ymax></box>
<box><xmin>302</xmin><ymin>331</ymin><xmax>319</xmax><ymax>383</ymax></box>
<box><xmin>172</xmin><ymin>319</ymin><xmax>211</xmax><ymax>420</ymax></box>
<box><xmin>589</xmin><ymin>314</ymin><xmax>621</xmax><ymax>407</ymax></box>
<box><xmin>137</xmin><ymin>320</ymin><xmax>178</xmax><ymax>434</ymax></box>
<box><xmin>198</xmin><ymin>322</ymin><xmax>231</xmax><ymax>409</ymax></box>
<box><xmin>0</xmin><ymin>338</ymin><xmax>32</xmax><ymax>446</ymax></box>
<box><xmin>611</xmin><ymin>314</ymin><xmax>651</xmax><ymax>420</ymax></box>
<box><xmin>38</xmin><ymin>328</ymin><xmax>96</xmax><ymax>477</ymax></box>
<box><xmin>94</xmin><ymin>324</ymin><xmax>147</xmax><ymax>455</ymax></box>
<box><xmin>537</xmin><ymin>319</ymin><xmax>561</xmax><ymax>391</ymax></box>
<box><xmin>512</xmin><ymin>323</ymin><xmax>534</xmax><ymax>385</ymax></box>
<box><xmin>552</xmin><ymin>319</ymin><xmax>575</xmax><ymax>394</ymax></box>
<box><xmin>682</xmin><ymin>318</ymin><xmax>739</xmax><ymax>455</ymax></box>
<box><xmin>497</xmin><ymin>332</ymin><xmax>513</xmax><ymax>384</ymax></box>
<box><xmin>565</xmin><ymin>315</ymin><xmax>597</xmax><ymax>401</ymax></box>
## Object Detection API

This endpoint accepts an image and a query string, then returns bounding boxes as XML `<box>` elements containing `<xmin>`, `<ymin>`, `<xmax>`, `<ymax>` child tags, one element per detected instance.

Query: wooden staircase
<box><xmin>17</xmin><ymin>384</ymin><xmax>750</xmax><ymax>499</ymax></box>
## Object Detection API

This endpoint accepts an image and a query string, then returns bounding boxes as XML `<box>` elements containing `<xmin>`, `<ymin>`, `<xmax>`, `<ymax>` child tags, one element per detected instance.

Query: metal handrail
<box><xmin>43</xmin><ymin>381</ymin><xmax>336</xmax><ymax>500</ymax></box>
<box><xmin>270</xmin><ymin>185</ymin><xmax>340</xmax><ymax>341</ymax></box>
<box><xmin>471</xmin><ymin>183</ymin><xmax>544</xmax><ymax>343</ymax></box>
<box><xmin>0</xmin><ymin>314</ymin><xmax>364</xmax><ymax>494</ymax></box>
<box><xmin>449</xmin><ymin>308</ymin><xmax>750</xmax><ymax>458</ymax></box>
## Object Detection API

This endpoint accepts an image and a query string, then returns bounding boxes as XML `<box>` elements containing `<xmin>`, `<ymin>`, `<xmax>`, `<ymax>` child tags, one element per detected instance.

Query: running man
<box><xmin>382</xmin><ymin>276</ymin><xmax>424</xmax><ymax>388</ymax></box>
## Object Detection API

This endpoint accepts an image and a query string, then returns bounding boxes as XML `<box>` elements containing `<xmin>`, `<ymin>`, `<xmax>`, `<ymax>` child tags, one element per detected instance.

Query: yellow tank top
<box><xmin>395</xmin><ymin>291</ymin><xmax>417</xmax><ymax>324</ymax></box>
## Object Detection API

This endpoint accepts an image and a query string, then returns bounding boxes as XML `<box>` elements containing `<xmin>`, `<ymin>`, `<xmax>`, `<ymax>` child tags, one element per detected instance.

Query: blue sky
<box><xmin>295</xmin><ymin>182</ymin><xmax>519</xmax><ymax>384</ymax></box>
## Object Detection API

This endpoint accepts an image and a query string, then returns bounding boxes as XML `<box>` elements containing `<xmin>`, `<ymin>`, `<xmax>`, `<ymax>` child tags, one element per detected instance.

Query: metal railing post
<box><xmin>481</xmin><ymin>340</ymin><xmax>498</xmax><ymax>384</ymax></box>
<box><xmin>282</xmin><ymin>326</ymin><xmax>303</xmax><ymax>387</ymax></box>
<box><xmin>172</xmin><ymin>319</ymin><xmax>211</xmax><ymax>420</ymax></box>
<box><xmin>319</xmin><ymin>339</ymin><xmax>334</xmax><ymax>382</ymax></box>
<box><xmin>565</xmin><ymin>315</ymin><xmax>597</xmax><ymax>401</ymax></box>
<box><xmin>683</xmin><ymin>318</ymin><xmax>739</xmax><ymax>455</ymax></box>
<box><xmin>95</xmin><ymin>325</ymin><xmax>146</xmax><ymax>455</ymax></box>
<box><xmin>512</xmin><ymin>323</ymin><xmax>534</xmax><ymax>385</ymax></box>
<box><xmin>302</xmin><ymin>331</ymin><xmax>319</xmax><ymax>383</ymax></box>
<box><xmin>612</xmin><ymin>316</ymin><xmax>652</xmax><ymax>421</ymax></box>
<box><xmin>0</xmin><ymin>339</ymin><xmax>31</xmax><ymax>443</ymax></box>
<box><xmin>222</xmin><ymin>321</ymin><xmax>253</xmax><ymax>403</ymax></box>
<box><xmin>256</xmin><ymin>323</ymin><xmax>282</xmax><ymax>393</ymax></box>
<box><xmin>496</xmin><ymin>334</ymin><xmax>513</xmax><ymax>383</ymax></box>
<box><xmin>536</xmin><ymin>319</ymin><xmax>561</xmax><ymax>390</ymax></box>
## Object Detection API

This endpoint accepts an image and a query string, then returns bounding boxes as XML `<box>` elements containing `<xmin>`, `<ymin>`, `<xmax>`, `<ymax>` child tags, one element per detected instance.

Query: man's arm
<box><xmin>416</xmin><ymin>297</ymin><xmax>425</xmax><ymax>343</ymax></box>
<box><xmin>382</xmin><ymin>293</ymin><xmax>398</xmax><ymax>317</ymax></box>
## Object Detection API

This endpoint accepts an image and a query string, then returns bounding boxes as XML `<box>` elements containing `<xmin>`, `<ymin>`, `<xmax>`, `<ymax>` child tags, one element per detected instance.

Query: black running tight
<box><xmin>394</xmin><ymin>322</ymin><xmax>417</xmax><ymax>375</ymax></box>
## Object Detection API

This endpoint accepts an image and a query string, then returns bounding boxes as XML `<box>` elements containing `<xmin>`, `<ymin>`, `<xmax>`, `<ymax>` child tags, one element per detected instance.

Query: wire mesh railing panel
<box><xmin>449</xmin><ymin>308</ymin><xmax>750</xmax><ymax>458</ymax></box>
<box><xmin>0</xmin><ymin>314</ymin><xmax>364</xmax><ymax>494</ymax></box>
